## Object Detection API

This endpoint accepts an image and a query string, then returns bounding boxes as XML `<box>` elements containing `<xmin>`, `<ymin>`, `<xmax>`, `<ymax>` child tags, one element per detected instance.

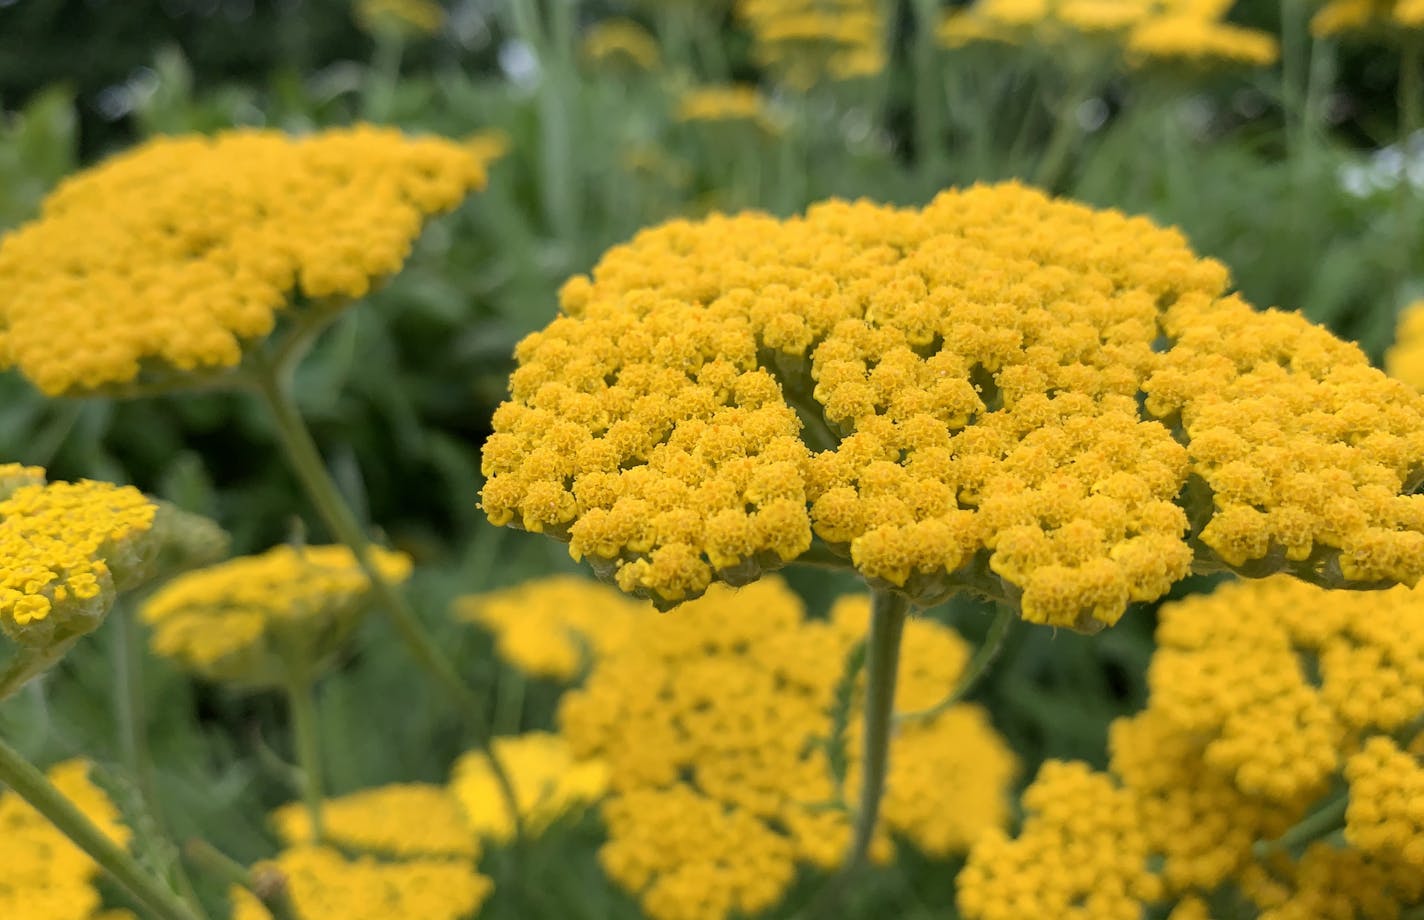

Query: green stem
<box><xmin>284</xmin><ymin>672</ymin><xmax>325</xmax><ymax>844</ymax></box>
<box><xmin>1252</xmin><ymin>792</ymin><xmax>1348</xmax><ymax>859</ymax></box>
<box><xmin>1280</xmin><ymin>0</ymin><xmax>1307</xmax><ymax>159</ymax></box>
<box><xmin>1032</xmin><ymin>68</ymin><xmax>1096</xmax><ymax>191</ymax></box>
<box><xmin>845</xmin><ymin>588</ymin><xmax>908</xmax><ymax>868</ymax></box>
<box><xmin>0</xmin><ymin>737</ymin><xmax>205</xmax><ymax>920</ymax></box>
<box><xmin>185</xmin><ymin>838</ymin><xmax>301</xmax><ymax>920</ymax></box>
<box><xmin>896</xmin><ymin>602</ymin><xmax>1013</xmax><ymax>724</ymax></box>
<box><xmin>1402</xmin><ymin>38</ymin><xmax>1423</xmax><ymax>147</ymax></box>
<box><xmin>910</xmin><ymin>0</ymin><xmax>946</xmax><ymax>183</ymax></box>
<box><xmin>114</xmin><ymin>605</ymin><xmax>143</xmax><ymax>781</ymax></box>
<box><xmin>364</xmin><ymin>29</ymin><xmax>406</xmax><ymax>122</ymax></box>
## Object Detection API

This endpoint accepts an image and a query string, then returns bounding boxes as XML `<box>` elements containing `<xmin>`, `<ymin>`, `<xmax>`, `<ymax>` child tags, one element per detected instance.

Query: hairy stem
<box><xmin>0</xmin><ymin>737</ymin><xmax>207</xmax><ymax>920</ymax></box>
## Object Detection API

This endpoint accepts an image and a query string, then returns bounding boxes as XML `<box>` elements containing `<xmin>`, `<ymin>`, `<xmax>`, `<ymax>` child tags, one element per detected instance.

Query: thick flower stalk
<box><xmin>939</xmin><ymin>0</ymin><xmax>1279</xmax><ymax>68</ymax></box>
<box><xmin>0</xmin><ymin>463</ymin><xmax>158</xmax><ymax>698</ymax></box>
<box><xmin>481</xmin><ymin>182</ymin><xmax>1424</xmax><ymax>630</ymax></box>
<box><xmin>959</xmin><ymin>575</ymin><xmax>1424</xmax><ymax>919</ymax></box>
<box><xmin>463</xmin><ymin>575</ymin><xmax>1018</xmax><ymax>920</ymax></box>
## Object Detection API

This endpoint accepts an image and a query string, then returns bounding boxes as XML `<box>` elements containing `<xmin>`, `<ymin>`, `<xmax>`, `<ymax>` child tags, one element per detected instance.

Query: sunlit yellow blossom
<box><xmin>582</xmin><ymin>19</ymin><xmax>661</xmax><ymax>71</ymax></box>
<box><xmin>1345</xmin><ymin>736</ymin><xmax>1424</xmax><ymax>869</ymax></box>
<box><xmin>0</xmin><ymin>760</ymin><xmax>131</xmax><ymax>920</ymax></box>
<box><xmin>675</xmin><ymin>85</ymin><xmax>781</xmax><ymax>134</ymax></box>
<box><xmin>450</xmin><ymin>731</ymin><xmax>608</xmax><ymax>842</ymax></box>
<box><xmin>559</xmin><ymin>576</ymin><xmax>1016</xmax><ymax>920</ymax></box>
<box><xmin>0</xmin><ymin>470</ymin><xmax>156</xmax><ymax>655</ymax></box>
<box><xmin>1311</xmin><ymin>0</ymin><xmax>1424</xmax><ymax>35</ymax></box>
<box><xmin>453</xmin><ymin>575</ymin><xmax>643</xmax><ymax>681</ymax></box>
<box><xmin>1127</xmin><ymin>17</ymin><xmax>1279</xmax><ymax>65</ymax></box>
<box><xmin>231</xmin><ymin>846</ymin><xmax>491</xmax><ymax>920</ymax></box>
<box><xmin>272</xmin><ymin>784</ymin><xmax>480</xmax><ymax>859</ymax></box>
<box><xmin>140</xmin><ymin>544</ymin><xmax>411</xmax><ymax>686</ymax></box>
<box><xmin>957</xmin><ymin>760</ymin><xmax>1162</xmax><ymax>920</ymax></box>
<box><xmin>483</xmin><ymin>182</ymin><xmax>1424</xmax><ymax>627</ymax></box>
<box><xmin>0</xmin><ymin>126</ymin><xmax>494</xmax><ymax>397</ymax></box>
<box><xmin>353</xmin><ymin>0</ymin><xmax>444</xmax><ymax>36</ymax></box>
<box><xmin>738</xmin><ymin>0</ymin><xmax>886</xmax><ymax>87</ymax></box>
<box><xmin>1386</xmin><ymin>300</ymin><xmax>1424</xmax><ymax>391</ymax></box>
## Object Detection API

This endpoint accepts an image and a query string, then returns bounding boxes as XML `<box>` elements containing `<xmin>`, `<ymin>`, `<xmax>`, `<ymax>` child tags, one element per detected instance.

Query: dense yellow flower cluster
<box><xmin>737</xmin><ymin>0</ymin><xmax>885</xmax><ymax>87</ymax></box>
<box><xmin>272</xmin><ymin>784</ymin><xmax>480</xmax><ymax>859</ymax></box>
<box><xmin>960</xmin><ymin>575</ymin><xmax>1424</xmax><ymax>918</ymax></box>
<box><xmin>0</xmin><ymin>760</ymin><xmax>132</xmax><ymax>920</ymax></box>
<box><xmin>675</xmin><ymin>85</ymin><xmax>781</xmax><ymax>134</ymax></box>
<box><xmin>451</xmin><ymin>731</ymin><xmax>609</xmax><ymax>841</ymax></box>
<box><xmin>0</xmin><ymin>126</ymin><xmax>494</xmax><ymax>397</ymax></box>
<box><xmin>230</xmin><ymin>846</ymin><xmax>492</xmax><ymax>920</ymax></box>
<box><xmin>454</xmin><ymin>574</ymin><xmax>643</xmax><ymax>680</ymax></box>
<box><xmin>1311</xmin><ymin>0</ymin><xmax>1424</xmax><ymax>36</ymax></box>
<box><xmin>939</xmin><ymin>0</ymin><xmax>1278</xmax><ymax>67</ymax></box>
<box><xmin>483</xmin><ymin>182</ymin><xmax>1424</xmax><ymax>627</ymax></box>
<box><xmin>1386</xmin><ymin>300</ymin><xmax>1424</xmax><ymax>391</ymax></box>
<box><xmin>0</xmin><ymin>466</ymin><xmax>156</xmax><ymax>649</ymax></box>
<box><xmin>555</xmin><ymin>576</ymin><xmax>1016</xmax><ymax>920</ymax></box>
<box><xmin>582</xmin><ymin>19</ymin><xmax>661</xmax><ymax>70</ymax></box>
<box><xmin>140</xmin><ymin>544</ymin><xmax>412</xmax><ymax>685</ymax></box>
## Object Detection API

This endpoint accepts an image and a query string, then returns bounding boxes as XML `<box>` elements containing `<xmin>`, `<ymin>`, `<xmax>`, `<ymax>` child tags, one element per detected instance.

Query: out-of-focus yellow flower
<box><xmin>0</xmin><ymin>760</ymin><xmax>131</xmax><ymax>920</ymax></box>
<box><xmin>454</xmin><ymin>575</ymin><xmax>643</xmax><ymax>681</ymax></box>
<box><xmin>0</xmin><ymin>126</ymin><xmax>495</xmax><ymax>398</ymax></box>
<box><xmin>482</xmin><ymin>182</ymin><xmax>1424</xmax><ymax>628</ymax></box>
<box><xmin>582</xmin><ymin>19</ymin><xmax>662</xmax><ymax>71</ymax></box>
<box><xmin>1387</xmin><ymin>300</ymin><xmax>1424</xmax><ymax>391</ymax></box>
<box><xmin>960</xmin><ymin>574</ymin><xmax>1424</xmax><ymax>919</ymax></box>
<box><xmin>353</xmin><ymin>0</ymin><xmax>444</xmax><ymax>37</ymax></box>
<box><xmin>675</xmin><ymin>85</ymin><xmax>783</xmax><ymax>134</ymax></box>
<box><xmin>738</xmin><ymin>0</ymin><xmax>886</xmax><ymax>87</ymax></box>
<box><xmin>140</xmin><ymin>544</ymin><xmax>411</xmax><ymax>686</ymax></box>
<box><xmin>450</xmin><ymin>731</ymin><xmax>608</xmax><ymax>842</ymax></box>
<box><xmin>230</xmin><ymin>846</ymin><xmax>491</xmax><ymax>920</ymax></box>
<box><xmin>1126</xmin><ymin>16</ymin><xmax>1280</xmax><ymax>65</ymax></box>
<box><xmin>0</xmin><ymin>466</ymin><xmax>156</xmax><ymax>652</ymax></box>
<box><xmin>272</xmin><ymin>784</ymin><xmax>480</xmax><ymax>860</ymax></box>
<box><xmin>1311</xmin><ymin>0</ymin><xmax>1424</xmax><ymax>36</ymax></box>
<box><xmin>558</xmin><ymin>576</ymin><xmax>1017</xmax><ymax>920</ymax></box>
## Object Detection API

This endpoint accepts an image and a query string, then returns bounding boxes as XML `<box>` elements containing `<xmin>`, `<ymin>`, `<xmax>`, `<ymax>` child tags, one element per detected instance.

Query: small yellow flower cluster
<box><xmin>1345</xmin><ymin>736</ymin><xmax>1424</xmax><ymax>870</ymax></box>
<box><xmin>1386</xmin><ymin>300</ymin><xmax>1424</xmax><ymax>391</ymax></box>
<box><xmin>450</xmin><ymin>731</ymin><xmax>609</xmax><ymax>842</ymax></box>
<box><xmin>0</xmin><ymin>466</ymin><xmax>156</xmax><ymax>649</ymax></box>
<box><xmin>353</xmin><ymin>0</ymin><xmax>445</xmax><ymax>36</ymax></box>
<box><xmin>939</xmin><ymin>0</ymin><xmax>1278</xmax><ymax>68</ymax></box>
<box><xmin>961</xmin><ymin>575</ymin><xmax>1424</xmax><ymax>918</ymax></box>
<box><xmin>555</xmin><ymin>576</ymin><xmax>1016</xmax><ymax>920</ymax></box>
<box><xmin>1311</xmin><ymin>0</ymin><xmax>1424</xmax><ymax>36</ymax></box>
<box><xmin>140</xmin><ymin>544</ymin><xmax>412</xmax><ymax>686</ymax></box>
<box><xmin>230</xmin><ymin>846</ymin><xmax>492</xmax><ymax>920</ymax></box>
<box><xmin>675</xmin><ymin>85</ymin><xmax>782</xmax><ymax>135</ymax></box>
<box><xmin>484</xmin><ymin>182</ymin><xmax>1424</xmax><ymax>627</ymax></box>
<box><xmin>0</xmin><ymin>760</ymin><xmax>132</xmax><ymax>920</ymax></box>
<box><xmin>272</xmin><ymin>784</ymin><xmax>480</xmax><ymax>859</ymax></box>
<box><xmin>454</xmin><ymin>574</ymin><xmax>643</xmax><ymax>681</ymax></box>
<box><xmin>957</xmin><ymin>760</ymin><xmax>1161</xmax><ymax>920</ymax></box>
<box><xmin>0</xmin><ymin>126</ymin><xmax>493</xmax><ymax>397</ymax></box>
<box><xmin>581</xmin><ymin>18</ymin><xmax>662</xmax><ymax>71</ymax></box>
<box><xmin>737</xmin><ymin>0</ymin><xmax>886</xmax><ymax>88</ymax></box>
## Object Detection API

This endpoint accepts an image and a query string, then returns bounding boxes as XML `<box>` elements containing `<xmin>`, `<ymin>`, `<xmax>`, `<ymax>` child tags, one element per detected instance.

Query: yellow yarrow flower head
<box><xmin>139</xmin><ymin>544</ymin><xmax>412</xmax><ymax>686</ymax></box>
<box><xmin>0</xmin><ymin>760</ymin><xmax>131</xmax><ymax>920</ymax></box>
<box><xmin>453</xmin><ymin>574</ymin><xmax>643</xmax><ymax>681</ymax></box>
<box><xmin>1311</xmin><ymin>0</ymin><xmax>1424</xmax><ymax>36</ymax></box>
<box><xmin>1126</xmin><ymin>17</ymin><xmax>1280</xmax><ymax>66</ymax></box>
<box><xmin>450</xmin><ymin>731</ymin><xmax>608</xmax><ymax>842</ymax></box>
<box><xmin>482</xmin><ymin>182</ymin><xmax>1424</xmax><ymax>629</ymax></box>
<box><xmin>230</xmin><ymin>846</ymin><xmax>492</xmax><ymax>920</ymax></box>
<box><xmin>1386</xmin><ymin>299</ymin><xmax>1424</xmax><ymax>391</ymax></box>
<box><xmin>581</xmin><ymin>19</ymin><xmax>662</xmax><ymax>72</ymax></box>
<box><xmin>352</xmin><ymin>0</ymin><xmax>444</xmax><ymax>38</ymax></box>
<box><xmin>271</xmin><ymin>784</ymin><xmax>480</xmax><ymax>860</ymax></box>
<box><xmin>675</xmin><ymin>85</ymin><xmax>783</xmax><ymax>135</ymax></box>
<box><xmin>738</xmin><ymin>0</ymin><xmax>887</xmax><ymax>88</ymax></box>
<box><xmin>1344</xmin><ymin>735</ymin><xmax>1424</xmax><ymax>870</ymax></box>
<box><xmin>0</xmin><ymin>468</ymin><xmax>157</xmax><ymax>651</ymax></box>
<box><xmin>557</xmin><ymin>576</ymin><xmax>1017</xmax><ymax>920</ymax></box>
<box><xmin>0</xmin><ymin>126</ymin><xmax>494</xmax><ymax>398</ymax></box>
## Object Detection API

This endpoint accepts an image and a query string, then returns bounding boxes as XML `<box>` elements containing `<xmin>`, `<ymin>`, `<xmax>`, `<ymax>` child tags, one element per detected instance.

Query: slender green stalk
<box><xmin>897</xmin><ymin>602</ymin><xmax>1014</xmax><ymax>725</ymax></box>
<box><xmin>1033</xmin><ymin>67</ymin><xmax>1097</xmax><ymax>191</ymax></box>
<box><xmin>113</xmin><ymin>605</ymin><xmax>144</xmax><ymax>781</ymax></box>
<box><xmin>1402</xmin><ymin>39</ymin><xmax>1423</xmax><ymax>148</ymax></box>
<box><xmin>845</xmin><ymin>588</ymin><xmax>908</xmax><ymax>868</ymax></box>
<box><xmin>1252</xmin><ymin>792</ymin><xmax>1348</xmax><ymax>859</ymax></box>
<box><xmin>364</xmin><ymin>30</ymin><xmax>406</xmax><ymax>122</ymax></box>
<box><xmin>186</xmin><ymin>837</ymin><xmax>301</xmax><ymax>920</ymax></box>
<box><xmin>283</xmin><ymin>672</ymin><xmax>325</xmax><ymax>843</ymax></box>
<box><xmin>0</xmin><ymin>737</ymin><xmax>206</xmax><ymax>920</ymax></box>
<box><xmin>911</xmin><ymin>0</ymin><xmax>947</xmax><ymax>183</ymax></box>
<box><xmin>1279</xmin><ymin>0</ymin><xmax>1307</xmax><ymax>158</ymax></box>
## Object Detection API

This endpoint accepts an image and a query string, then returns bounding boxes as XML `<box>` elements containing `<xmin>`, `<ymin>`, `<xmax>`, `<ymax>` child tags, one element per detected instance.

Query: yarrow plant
<box><xmin>480</xmin><ymin>181</ymin><xmax>1424</xmax><ymax>872</ymax></box>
